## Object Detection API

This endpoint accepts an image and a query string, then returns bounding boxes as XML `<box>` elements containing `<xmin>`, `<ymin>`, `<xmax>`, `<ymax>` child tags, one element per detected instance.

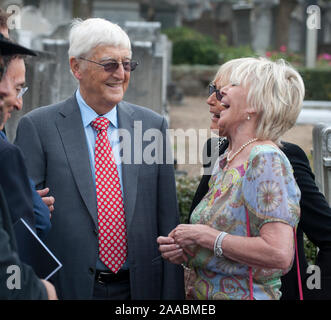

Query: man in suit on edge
<box><xmin>15</xmin><ymin>18</ymin><xmax>184</xmax><ymax>300</ymax></box>
<box><xmin>0</xmin><ymin>33</ymin><xmax>57</xmax><ymax>300</ymax></box>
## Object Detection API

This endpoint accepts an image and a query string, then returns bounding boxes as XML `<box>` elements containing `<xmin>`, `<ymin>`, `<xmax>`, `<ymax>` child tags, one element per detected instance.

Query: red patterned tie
<box><xmin>91</xmin><ymin>117</ymin><xmax>127</xmax><ymax>273</ymax></box>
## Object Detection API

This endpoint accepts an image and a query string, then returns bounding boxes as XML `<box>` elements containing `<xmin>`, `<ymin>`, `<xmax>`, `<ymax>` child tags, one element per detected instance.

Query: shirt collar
<box><xmin>75</xmin><ymin>88</ymin><xmax>118</xmax><ymax>128</ymax></box>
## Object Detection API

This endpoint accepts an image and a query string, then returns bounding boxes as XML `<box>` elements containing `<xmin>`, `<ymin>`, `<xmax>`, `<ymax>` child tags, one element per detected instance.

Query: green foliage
<box><xmin>176</xmin><ymin>175</ymin><xmax>318</xmax><ymax>264</ymax></box>
<box><xmin>163</xmin><ymin>27</ymin><xmax>255</xmax><ymax>65</ymax></box>
<box><xmin>164</xmin><ymin>27</ymin><xmax>220</xmax><ymax>65</ymax></box>
<box><xmin>175</xmin><ymin>175</ymin><xmax>200</xmax><ymax>224</ymax></box>
<box><xmin>218</xmin><ymin>35</ymin><xmax>256</xmax><ymax>63</ymax></box>
<box><xmin>299</xmin><ymin>68</ymin><xmax>331</xmax><ymax>100</ymax></box>
<box><xmin>304</xmin><ymin>234</ymin><xmax>318</xmax><ymax>265</ymax></box>
<box><xmin>265</xmin><ymin>45</ymin><xmax>304</xmax><ymax>66</ymax></box>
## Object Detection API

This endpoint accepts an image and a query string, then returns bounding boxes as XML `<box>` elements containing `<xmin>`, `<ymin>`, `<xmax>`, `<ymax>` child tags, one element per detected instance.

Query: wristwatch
<box><xmin>214</xmin><ymin>231</ymin><xmax>228</xmax><ymax>258</ymax></box>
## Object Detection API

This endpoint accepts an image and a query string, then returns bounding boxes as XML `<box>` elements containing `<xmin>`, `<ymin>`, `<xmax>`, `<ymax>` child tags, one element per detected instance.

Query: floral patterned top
<box><xmin>188</xmin><ymin>145</ymin><xmax>301</xmax><ymax>300</ymax></box>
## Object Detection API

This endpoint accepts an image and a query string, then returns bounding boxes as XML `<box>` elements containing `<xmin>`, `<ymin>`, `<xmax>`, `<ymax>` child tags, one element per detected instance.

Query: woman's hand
<box><xmin>169</xmin><ymin>224</ymin><xmax>220</xmax><ymax>250</ymax></box>
<box><xmin>157</xmin><ymin>236</ymin><xmax>188</xmax><ymax>265</ymax></box>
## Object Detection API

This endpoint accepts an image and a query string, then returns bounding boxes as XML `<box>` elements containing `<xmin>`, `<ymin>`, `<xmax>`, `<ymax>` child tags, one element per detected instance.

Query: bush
<box><xmin>299</xmin><ymin>68</ymin><xmax>331</xmax><ymax>100</ymax></box>
<box><xmin>164</xmin><ymin>27</ymin><xmax>221</xmax><ymax>65</ymax></box>
<box><xmin>175</xmin><ymin>175</ymin><xmax>200</xmax><ymax>223</ymax></box>
<box><xmin>176</xmin><ymin>175</ymin><xmax>318</xmax><ymax>264</ymax></box>
<box><xmin>218</xmin><ymin>35</ymin><xmax>256</xmax><ymax>63</ymax></box>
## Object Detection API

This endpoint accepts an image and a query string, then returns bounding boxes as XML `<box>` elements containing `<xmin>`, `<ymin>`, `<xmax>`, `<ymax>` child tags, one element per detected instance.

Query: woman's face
<box><xmin>206</xmin><ymin>83</ymin><xmax>225</xmax><ymax>135</ymax></box>
<box><xmin>216</xmin><ymin>82</ymin><xmax>250</xmax><ymax>137</ymax></box>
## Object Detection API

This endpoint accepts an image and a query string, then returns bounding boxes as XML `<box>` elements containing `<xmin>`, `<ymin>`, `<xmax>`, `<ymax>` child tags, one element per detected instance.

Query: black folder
<box><xmin>14</xmin><ymin>218</ymin><xmax>62</xmax><ymax>280</ymax></box>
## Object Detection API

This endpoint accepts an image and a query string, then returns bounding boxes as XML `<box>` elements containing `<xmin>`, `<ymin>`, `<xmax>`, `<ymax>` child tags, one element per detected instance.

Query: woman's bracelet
<box><xmin>214</xmin><ymin>231</ymin><xmax>228</xmax><ymax>258</ymax></box>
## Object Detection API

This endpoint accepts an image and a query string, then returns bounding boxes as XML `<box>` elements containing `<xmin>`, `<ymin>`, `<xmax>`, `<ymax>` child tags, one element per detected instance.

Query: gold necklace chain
<box><xmin>226</xmin><ymin>138</ymin><xmax>258</xmax><ymax>166</ymax></box>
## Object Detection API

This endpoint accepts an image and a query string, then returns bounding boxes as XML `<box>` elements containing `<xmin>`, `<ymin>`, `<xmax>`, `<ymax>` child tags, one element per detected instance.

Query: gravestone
<box><xmin>313</xmin><ymin>123</ymin><xmax>331</xmax><ymax>204</ymax></box>
<box><xmin>251</xmin><ymin>2</ymin><xmax>274</xmax><ymax>54</ymax></box>
<box><xmin>92</xmin><ymin>1</ymin><xmax>141</xmax><ymax>24</ymax></box>
<box><xmin>232</xmin><ymin>3</ymin><xmax>252</xmax><ymax>46</ymax></box>
<box><xmin>124</xmin><ymin>21</ymin><xmax>171</xmax><ymax>116</ymax></box>
<box><xmin>39</xmin><ymin>0</ymin><xmax>72</xmax><ymax>33</ymax></box>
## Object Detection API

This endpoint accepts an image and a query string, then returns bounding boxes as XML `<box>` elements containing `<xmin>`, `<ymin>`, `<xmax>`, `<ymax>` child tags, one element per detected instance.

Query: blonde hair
<box><xmin>68</xmin><ymin>18</ymin><xmax>132</xmax><ymax>59</ymax></box>
<box><xmin>215</xmin><ymin>57</ymin><xmax>305</xmax><ymax>144</ymax></box>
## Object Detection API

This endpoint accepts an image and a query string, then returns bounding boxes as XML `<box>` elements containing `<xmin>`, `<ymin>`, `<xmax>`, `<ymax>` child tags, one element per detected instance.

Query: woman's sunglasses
<box><xmin>208</xmin><ymin>84</ymin><xmax>223</xmax><ymax>101</ymax></box>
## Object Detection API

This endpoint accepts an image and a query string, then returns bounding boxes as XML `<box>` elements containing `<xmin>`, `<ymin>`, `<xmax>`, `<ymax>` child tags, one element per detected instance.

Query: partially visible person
<box><xmin>158</xmin><ymin>57</ymin><xmax>305</xmax><ymax>300</ymax></box>
<box><xmin>0</xmin><ymin>40</ymin><xmax>53</xmax><ymax>239</ymax></box>
<box><xmin>0</xmin><ymin>8</ymin><xmax>54</xmax><ymax>238</ymax></box>
<box><xmin>0</xmin><ymin>33</ymin><xmax>57</xmax><ymax>300</ymax></box>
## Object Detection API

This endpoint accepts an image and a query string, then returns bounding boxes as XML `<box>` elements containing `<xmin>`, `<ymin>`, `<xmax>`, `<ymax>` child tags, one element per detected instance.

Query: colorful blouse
<box><xmin>188</xmin><ymin>145</ymin><xmax>301</xmax><ymax>300</ymax></box>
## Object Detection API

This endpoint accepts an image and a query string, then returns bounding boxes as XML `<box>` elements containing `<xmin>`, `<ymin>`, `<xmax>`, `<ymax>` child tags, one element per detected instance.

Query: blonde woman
<box><xmin>158</xmin><ymin>57</ymin><xmax>305</xmax><ymax>300</ymax></box>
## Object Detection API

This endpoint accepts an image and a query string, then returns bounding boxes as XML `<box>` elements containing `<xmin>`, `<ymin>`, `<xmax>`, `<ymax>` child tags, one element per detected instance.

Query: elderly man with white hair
<box><xmin>15</xmin><ymin>18</ymin><xmax>184</xmax><ymax>300</ymax></box>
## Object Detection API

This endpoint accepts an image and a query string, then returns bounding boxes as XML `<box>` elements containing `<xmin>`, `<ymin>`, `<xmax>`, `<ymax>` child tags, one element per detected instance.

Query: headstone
<box><xmin>312</xmin><ymin>123</ymin><xmax>331</xmax><ymax>204</ymax></box>
<box><xmin>232</xmin><ymin>3</ymin><xmax>252</xmax><ymax>46</ymax></box>
<box><xmin>289</xmin><ymin>4</ymin><xmax>305</xmax><ymax>52</ymax></box>
<box><xmin>39</xmin><ymin>0</ymin><xmax>72</xmax><ymax>32</ymax></box>
<box><xmin>92</xmin><ymin>1</ymin><xmax>141</xmax><ymax>25</ymax></box>
<box><xmin>251</xmin><ymin>2</ymin><xmax>274</xmax><ymax>54</ymax></box>
<box><xmin>123</xmin><ymin>21</ymin><xmax>170</xmax><ymax>116</ymax></box>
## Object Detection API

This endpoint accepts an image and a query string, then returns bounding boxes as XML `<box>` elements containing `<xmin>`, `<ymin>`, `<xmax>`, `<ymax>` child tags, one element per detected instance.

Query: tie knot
<box><xmin>91</xmin><ymin>117</ymin><xmax>110</xmax><ymax>131</ymax></box>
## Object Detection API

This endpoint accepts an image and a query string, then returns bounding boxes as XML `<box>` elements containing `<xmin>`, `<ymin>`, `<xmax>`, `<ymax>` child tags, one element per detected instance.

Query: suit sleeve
<box><xmin>14</xmin><ymin>116</ymin><xmax>51</xmax><ymax>239</ymax></box>
<box><xmin>29</xmin><ymin>178</ymin><xmax>51</xmax><ymax>241</ymax></box>
<box><xmin>15</xmin><ymin>114</ymin><xmax>46</xmax><ymax>190</ymax></box>
<box><xmin>282</xmin><ymin>142</ymin><xmax>331</xmax><ymax>298</ymax></box>
<box><xmin>0</xmin><ymin>186</ymin><xmax>47</xmax><ymax>300</ymax></box>
<box><xmin>0</xmin><ymin>144</ymin><xmax>35</xmax><ymax>230</ymax></box>
<box><xmin>157</xmin><ymin>117</ymin><xmax>185</xmax><ymax>300</ymax></box>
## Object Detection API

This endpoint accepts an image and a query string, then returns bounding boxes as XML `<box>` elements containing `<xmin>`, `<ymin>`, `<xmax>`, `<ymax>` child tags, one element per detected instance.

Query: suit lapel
<box><xmin>55</xmin><ymin>97</ymin><xmax>98</xmax><ymax>228</ymax></box>
<box><xmin>117</xmin><ymin>101</ymin><xmax>138</xmax><ymax>232</ymax></box>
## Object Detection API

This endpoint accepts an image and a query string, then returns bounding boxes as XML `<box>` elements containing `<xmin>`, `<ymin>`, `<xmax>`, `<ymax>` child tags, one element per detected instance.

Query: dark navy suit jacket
<box><xmin>0</xmin><ymin>185</ymin><xmax>47</xmax><ymax>299</ymax></box>
<box><xmin>0</xmin><ymin>132</ymin><xmax>51</xmax><ymax>239</ymax></box>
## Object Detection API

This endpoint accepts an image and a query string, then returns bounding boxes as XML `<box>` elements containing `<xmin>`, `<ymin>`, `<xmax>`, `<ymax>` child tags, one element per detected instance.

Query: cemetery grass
<box><xmin>170</xmin><ymin>96</ymin><xmax>313</xmax><ymax>177</ymax></box>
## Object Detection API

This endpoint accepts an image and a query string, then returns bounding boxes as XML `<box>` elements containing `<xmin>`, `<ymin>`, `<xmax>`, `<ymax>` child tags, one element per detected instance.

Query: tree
<box><xmin>275</xmin><ymin>0</ymin><xmax>298</xmax><ymax>49</ymax></box>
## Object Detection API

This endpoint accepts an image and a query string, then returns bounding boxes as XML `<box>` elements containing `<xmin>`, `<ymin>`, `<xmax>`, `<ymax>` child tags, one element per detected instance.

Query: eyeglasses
<box><xmin>79</xmin><ymin>57</ymin><xmax>138</xmax><ymax>72</ymax></box>
<box><xmin>208</xmin><ymin>84</ymin><xmax>223</xmax><ymax>101</ymax></box>
<box><xmin>17</xmin><ymin>87</ymin><xmax>28</xmax><ymax>99</ymax></box>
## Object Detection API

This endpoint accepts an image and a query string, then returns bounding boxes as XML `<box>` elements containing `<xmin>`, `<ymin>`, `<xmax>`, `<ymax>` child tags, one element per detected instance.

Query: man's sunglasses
<box><xmin>79</xmin><ymin>57</ymin><xmax>139</xmax><ymax>72</ymax></box>
<box><xmin>208</xmin><ymin>84</ymin><xmax>223</xmax><ymax>101</ymax></box>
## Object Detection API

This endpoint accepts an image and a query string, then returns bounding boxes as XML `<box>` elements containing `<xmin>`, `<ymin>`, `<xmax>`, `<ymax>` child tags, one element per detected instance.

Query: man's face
<box><xmin>0</xmin><ymin>57</ymin><xmax>26</xmax><ymax>129</ymax></box>
<box><xmin>72</xmin><ymin>45</ymin><xmax>131</xmax><ymax>115</ymax></box>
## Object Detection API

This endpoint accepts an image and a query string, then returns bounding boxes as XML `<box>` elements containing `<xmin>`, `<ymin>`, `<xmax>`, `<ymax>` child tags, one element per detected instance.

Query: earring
<box><xmin>247</xmin><ymin>114</ymin><xmax>251</xmax><ymax>120</ymax></box>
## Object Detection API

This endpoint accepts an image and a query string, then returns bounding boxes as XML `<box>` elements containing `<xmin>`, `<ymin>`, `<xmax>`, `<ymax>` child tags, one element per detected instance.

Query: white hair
<box><xmin>226</xmin><ymin>57</ymin><xmax>305</xmax><ymax>144</ymax></box>
<box><xmin>68</xmin><ymin>18</ymin><xmax>132</xmax><ymax>58</ymax></box>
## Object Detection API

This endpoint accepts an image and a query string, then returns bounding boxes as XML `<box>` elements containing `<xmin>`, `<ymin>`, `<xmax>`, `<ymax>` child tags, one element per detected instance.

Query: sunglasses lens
<box><xmin>103</xmin><ymin>62</ymin><xmax>118</xmax><ymax>72</ymax></box>
<box><xmin>208</xmin><ymin>84</ymin><xmax>215</xmax><ymax>96</ymax></box>
<box><xmin>216</xmin><ymin>91</ymin><xmax>223</xmax><ymax>101</ymax></box>
<box><xmin>121</xmin><ymin>61</ymin><xmax>138</xmax><ymax>72</ymax></box>
<box><xmin>208</xmin><ymin>84</ymin><xmax>223</xmax><ymax>101</ymax></box>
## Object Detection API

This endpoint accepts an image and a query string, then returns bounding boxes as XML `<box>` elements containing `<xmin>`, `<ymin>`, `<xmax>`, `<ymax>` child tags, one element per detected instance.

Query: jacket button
<box><xmin>88</xmin><ymin>267</ymin><xmax>94</xmax><ymax>275</ymax></box>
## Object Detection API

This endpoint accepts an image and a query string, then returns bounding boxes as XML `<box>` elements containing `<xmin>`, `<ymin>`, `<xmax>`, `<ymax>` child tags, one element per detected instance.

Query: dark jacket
<box><xmin>189</xmin><ymin>138</ymin><xmax>331</xmax><ymax>300</ymax></box>
<box><xmin>0</xmin><ymin>185</ymin><xmax>47</xmax><ymax>299</ymax></box>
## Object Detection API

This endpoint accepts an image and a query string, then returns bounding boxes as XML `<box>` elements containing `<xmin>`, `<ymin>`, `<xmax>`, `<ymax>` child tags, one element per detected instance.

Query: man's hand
<box><xmin>40</xmin><ymin>279</ymin><xmax>58</xmax><ymax>300</ymax></box>
<box><xmin>36</xmin><ymin>187</ymin><xmax>55</xmax><ymax>214</ymax></box>
<box><xmin>157</xmin><ymin>236</ymin><xmax>190</xmax><ymax>265</ymax></box>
